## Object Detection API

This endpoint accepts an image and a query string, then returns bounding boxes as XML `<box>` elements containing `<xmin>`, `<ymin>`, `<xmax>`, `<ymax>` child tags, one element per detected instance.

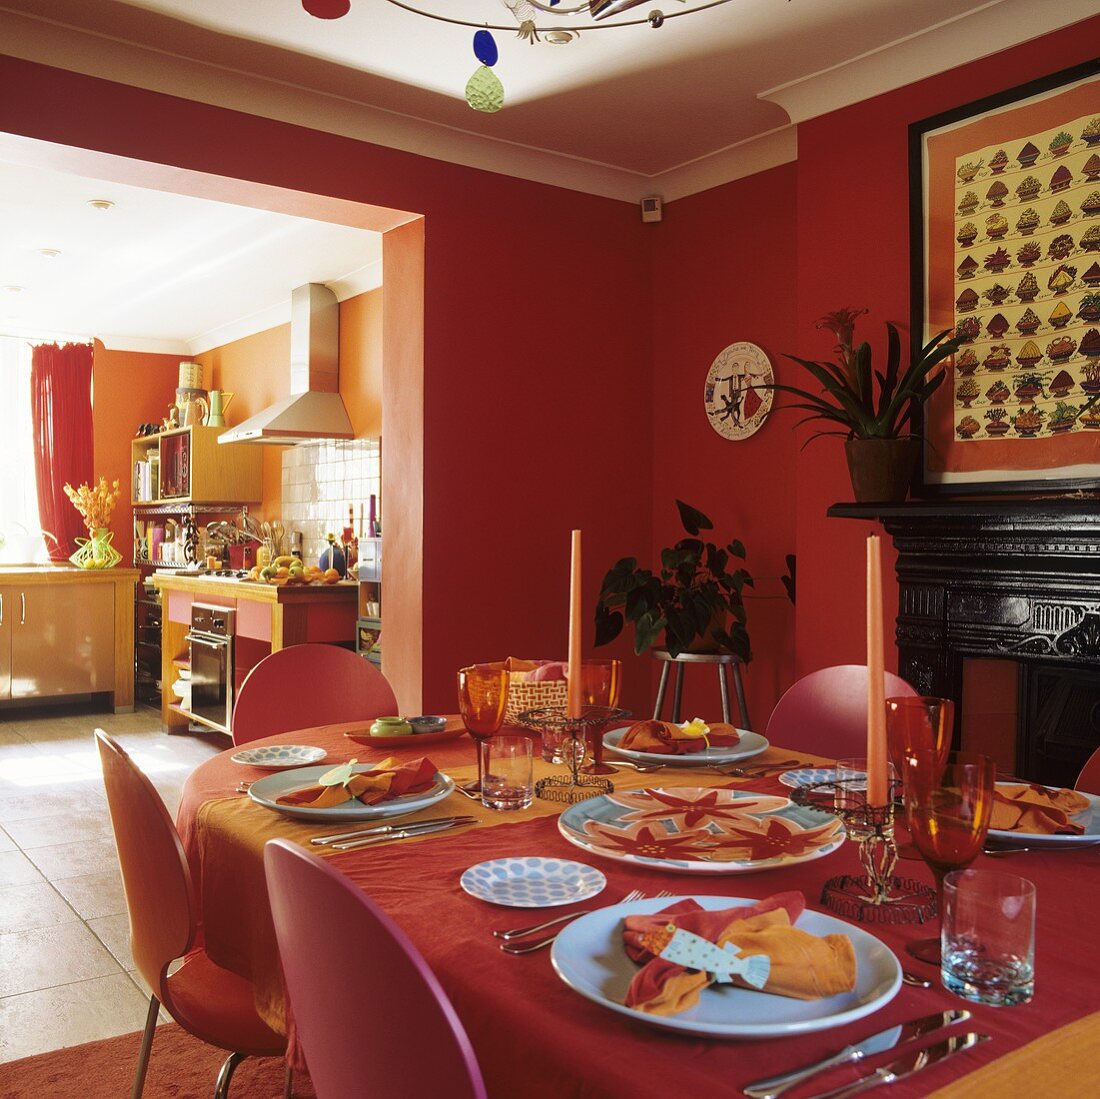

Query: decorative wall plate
<box><xmin>704</xmin><ymin>341</ymin><xmax>774</xmax><ymax>440</ymax></box>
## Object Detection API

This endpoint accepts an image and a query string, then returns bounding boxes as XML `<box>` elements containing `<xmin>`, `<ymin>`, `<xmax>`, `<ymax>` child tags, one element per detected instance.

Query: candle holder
<box><xmin>793</xmin><ymin>780</ymin><xmax>937</xmax><ymax>924</ymax></box>
<box><xmin>519</xmin><ymin>705</ymin><xmax>629</xmax><ymax>805</ymax></box>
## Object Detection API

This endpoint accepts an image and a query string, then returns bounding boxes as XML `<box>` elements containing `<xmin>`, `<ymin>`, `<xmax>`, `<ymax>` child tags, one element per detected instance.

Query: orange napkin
<box><xmin>990</xmin><ymin>784</ymin><xmax>1089</xmax><ymax>835</ymax></box>
<box><xmin>276</xmin><ymin>756</ymin><xmax>438</xmax><ymax>809</ymax></box>
<box><xmin>623</xmin><ymin>893</ymin><xmax>856</xmax><ymax>1016</ymax></box>
<box><xmin>617</xmin><ymin>719</ymin><xmax>741</xmax><ymax>756</ymax></box>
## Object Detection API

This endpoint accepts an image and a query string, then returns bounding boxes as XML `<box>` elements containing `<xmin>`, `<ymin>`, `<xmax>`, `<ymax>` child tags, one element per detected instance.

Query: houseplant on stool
<box><xmin>765</xmin><ymin>308</ymin><xmax>960</xmax><ymax>502</ymax></box>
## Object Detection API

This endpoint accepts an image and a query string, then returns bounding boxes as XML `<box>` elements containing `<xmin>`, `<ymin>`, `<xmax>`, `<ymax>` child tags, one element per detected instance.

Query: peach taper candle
<box><xmin>567</xmin><ymin>529</ymin><xmax>583</xmax><ymax>718</ymax></box>
<box><xmin>866</xmin><ymin>533</ymin><xmax>888</xmax><ymax>807</ymax></box>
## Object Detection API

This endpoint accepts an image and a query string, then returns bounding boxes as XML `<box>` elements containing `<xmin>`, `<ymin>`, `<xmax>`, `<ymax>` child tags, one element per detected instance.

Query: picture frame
<box><xmin>909</xmin><ymin>60</ymin><xmax>1100</xmax><ymax>496</ymax></box>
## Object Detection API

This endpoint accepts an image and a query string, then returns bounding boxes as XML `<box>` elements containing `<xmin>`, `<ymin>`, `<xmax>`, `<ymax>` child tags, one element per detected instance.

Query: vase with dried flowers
<box><xmin>63</xmin><ymin>477</ymin><xmax>123</xmax><ymax>568</ymax></box>
<box><xmin>763</xmin><ymin>308</ymin><xmax>960</xmax><ymax>502</ymax></box>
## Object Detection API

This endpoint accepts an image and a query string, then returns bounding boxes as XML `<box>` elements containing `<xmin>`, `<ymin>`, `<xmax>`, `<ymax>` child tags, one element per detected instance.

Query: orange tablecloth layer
<box><xmin>178</xmin><ymin>725</ymin><xmax>1100</xmax><ymax>1098</ymax></box>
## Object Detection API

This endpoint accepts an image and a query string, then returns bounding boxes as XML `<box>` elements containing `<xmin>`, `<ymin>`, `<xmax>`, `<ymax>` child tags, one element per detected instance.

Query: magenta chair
<box><xmin>264</xmin><ymin>840</ymin><xmax>487</xmax><ymax>1099</ymax></box>
<box><xmin>764</xmin><ymin>664</ymin><xmax>919</xmax><ymax>758</ymax></box>
<box><xmin>1076</xmin><ymin>746</ymin><xmax>1100</xmax><ymax>794</ymax></box>
<box><xmin>232</xmin><ymin>643</ymin><xmax>399</xmax><ymax>745</ymax></box>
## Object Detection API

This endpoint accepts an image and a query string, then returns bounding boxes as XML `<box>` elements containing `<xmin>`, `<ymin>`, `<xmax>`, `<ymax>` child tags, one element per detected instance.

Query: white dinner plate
<box><xmin>551</xmin><ymin>895</ymin><xmax>901</xmax><ymax>1038</ymax></box>
<box><xmin>248</xmin><ymin>762</ymin><xmax>454</xmax><ymax>821</ymax></box>
<box><xmin>460</xmin><ymin>857</ymin><xmax>606</xmax><ymax>908</ymax></box>
<box><xmin>230</xmin><ymin>744</ymin><xmax>327</xmax><ymax>768</ymax></box>
<box><xmin>986</xmin><ymin>783</ymin><xmax>1100</xmax><ymax>848</ymax></box>
<box><xmin>603</xmin><ymin>726</ymin><xmax>769</xmax><ymax>767</ymax></box>
<box><xmin>558</xmin><ymin>788</ymin><xmax>846</xmax><ymax>874</ymax></box>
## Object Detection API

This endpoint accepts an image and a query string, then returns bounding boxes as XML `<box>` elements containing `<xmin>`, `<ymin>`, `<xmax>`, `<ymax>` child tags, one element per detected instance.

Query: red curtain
<box><xmin>31</xmin><ymin>342</ymin><xmax>94</xmax><ymax>560</ymax></box>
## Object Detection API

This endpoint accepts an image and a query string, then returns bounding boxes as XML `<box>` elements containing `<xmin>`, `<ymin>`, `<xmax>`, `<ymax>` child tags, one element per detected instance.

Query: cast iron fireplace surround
<box><xmin>830</xmin><ymin>500</ymin><xmax>1100</xmax><ymax>786</ymax></box>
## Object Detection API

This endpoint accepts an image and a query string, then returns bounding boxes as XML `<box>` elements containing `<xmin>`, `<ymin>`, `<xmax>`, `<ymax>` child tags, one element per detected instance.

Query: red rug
<box><xmin>0</xmin><ymin>1025</ymin><xmax>316</xmax><ymax>1099</ymax></box>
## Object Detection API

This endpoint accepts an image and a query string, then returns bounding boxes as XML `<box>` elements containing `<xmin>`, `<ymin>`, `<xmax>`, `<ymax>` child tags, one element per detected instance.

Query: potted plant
<box><xmin>763</xmin><ymin>307</ymin><xmax>960</xmax><ymax>502</ymax></box>
<box><xmin>594</xmin><ymin>500</ymin><xmax>752</xmax><ymax>661</ymax></box>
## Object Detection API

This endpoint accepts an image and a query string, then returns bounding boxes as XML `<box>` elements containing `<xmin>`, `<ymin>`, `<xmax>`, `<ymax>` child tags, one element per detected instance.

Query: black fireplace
<box><xmin>830</xmin><ymin>500</ymin><xmax>1100</xmax><ymax>786</ymax></box>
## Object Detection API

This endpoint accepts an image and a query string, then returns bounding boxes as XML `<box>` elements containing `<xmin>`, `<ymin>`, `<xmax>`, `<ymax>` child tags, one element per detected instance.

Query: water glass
<box><xmin>834</xmin><ymin>758</ymin><xmax>899</xmax><ymax>825</ymax></box>
<box><xmin>941</xmin><ymin>868</ymin><xmax>1035</xmax><ymax>1006</ymax></box>
<box><xmin>480</xmin><ymin>735</ymin><xmax>534</xmax><ymax>811</ymax></box>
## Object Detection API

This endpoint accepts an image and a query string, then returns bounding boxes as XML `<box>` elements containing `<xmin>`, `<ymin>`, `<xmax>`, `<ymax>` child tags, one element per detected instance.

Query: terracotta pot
<box><xmin>844</xmin><ymin>437</ymin><xmax>921</xmax><ymax>503</ymax></box>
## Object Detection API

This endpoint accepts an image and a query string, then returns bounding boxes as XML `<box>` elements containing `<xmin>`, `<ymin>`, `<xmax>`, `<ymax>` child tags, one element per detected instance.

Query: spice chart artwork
<box><xmin>951</xmin><ymin>111</ymin><xmax>1100</xmax><ymax>443</ymax></box>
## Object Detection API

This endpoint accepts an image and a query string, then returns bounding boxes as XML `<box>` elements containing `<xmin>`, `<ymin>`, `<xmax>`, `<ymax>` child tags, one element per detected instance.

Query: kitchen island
<box><xmin>0</xmin><ymin>565</ymin><xmax>137</xmax><ymax>711</ymax></box>
<box><xmin>153</xmin><ymin>572</ymin><xmax>358</xmax><ymax>732</ymax></box>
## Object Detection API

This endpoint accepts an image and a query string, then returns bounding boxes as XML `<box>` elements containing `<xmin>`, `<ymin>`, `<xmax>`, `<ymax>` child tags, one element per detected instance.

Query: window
<box><xmin>0</xmin><ymin>335</ymin><xmax>45</xmax><ymax>561</ymax></box>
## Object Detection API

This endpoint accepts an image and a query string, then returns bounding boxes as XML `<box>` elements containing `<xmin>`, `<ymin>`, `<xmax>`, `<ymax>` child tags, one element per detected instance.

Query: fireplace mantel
<box><xmin>830</xmin><ymin>499</ymin><xmax>1100</xmax><ymax>782</ymax></box>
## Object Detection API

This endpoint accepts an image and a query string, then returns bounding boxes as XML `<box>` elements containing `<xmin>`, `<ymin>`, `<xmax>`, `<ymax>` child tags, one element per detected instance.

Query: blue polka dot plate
<box><xmin>460</xmin><ymin>857</ymin><xmax>607</xmax><ymax>908</ymax></box>
<box><xmin>230</xmin><ymin>745</ymin><xmax>327</xmax><ymax>768</ymax></box>
<box><xmin>778</xmin><ymin>767</ymin><xmax>839</xmax><ymax>790</ymax></box>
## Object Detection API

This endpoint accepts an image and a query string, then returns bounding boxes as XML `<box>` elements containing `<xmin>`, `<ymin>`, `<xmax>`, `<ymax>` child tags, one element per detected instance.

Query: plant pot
<box><xmin>844</xmin><ymin>437</ymin><xmax>920</xmax><ymax>504</ymax></box>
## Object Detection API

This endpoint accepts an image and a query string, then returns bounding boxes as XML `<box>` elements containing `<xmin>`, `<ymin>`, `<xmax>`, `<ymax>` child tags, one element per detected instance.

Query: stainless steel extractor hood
<box><xmin>218</xmin><ymin>283</ymin><xmax>354</xmax><ymax>445</ymax></box>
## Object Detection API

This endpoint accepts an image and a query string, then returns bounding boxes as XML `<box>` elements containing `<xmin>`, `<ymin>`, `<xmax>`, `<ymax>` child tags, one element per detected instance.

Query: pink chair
<box><xmin>764</xmin><ymin>664</ymin><xmax>920</xmax><ymax>758</ymax></box>
<box><xmin>264</xmin><ymin>839</ymin><xmax>487</xmax><ymax>1099</ymax></box>
<box><xmin>1076</xmin><ymin>746</ymin><xmax>1100</xmax><ymax>794</ymax></box>
<box><xmin>232</xmin><ymin>643</ymin><xmax>399</xmax><ymax>745</ymax></box>
<box><xmin>94</xmin><ymin>730</ymin><xmax>287</xmax><ymax>1099</ymax></box>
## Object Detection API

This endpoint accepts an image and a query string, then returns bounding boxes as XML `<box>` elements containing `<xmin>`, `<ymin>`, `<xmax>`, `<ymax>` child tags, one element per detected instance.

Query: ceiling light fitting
<box><xmin>87</xmin><ymin>199</ymin><xmax>115</xmax><ymax>211</ymax></box>
<box><xmin>37</xmin><ymin>248</ymin><xmax>61</xmax><ymax>259</ymax></box>
<box><xmin>302</xmin><ymin>0</ymin><xmax>735</xmax><ymax>112</ymax></box>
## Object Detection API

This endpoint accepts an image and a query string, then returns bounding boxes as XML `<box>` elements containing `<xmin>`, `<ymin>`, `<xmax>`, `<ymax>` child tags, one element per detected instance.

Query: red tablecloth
<box><xmin>178</xmin><ymin>726</ymin><xmax>1100</xmax><ymax>1099</ymax></box>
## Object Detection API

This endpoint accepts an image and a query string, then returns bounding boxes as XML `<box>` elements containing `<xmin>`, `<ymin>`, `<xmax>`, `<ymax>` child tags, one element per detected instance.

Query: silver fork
<box><xmin>500</xmin><ymin>890</ymin><xmax>676</xmax><ymax>955</ymax></box>
<box><xmin>493</xmin><ymin>888</ymin><xmax>645</xmax><ymax>941</ymax></box>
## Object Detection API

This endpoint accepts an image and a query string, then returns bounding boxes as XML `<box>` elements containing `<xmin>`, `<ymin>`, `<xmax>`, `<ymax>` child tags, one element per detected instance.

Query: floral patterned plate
<box><xmin>557</xmin><ymin>788</ymin><xmax>846</xmax><ymax>875</ymax></box>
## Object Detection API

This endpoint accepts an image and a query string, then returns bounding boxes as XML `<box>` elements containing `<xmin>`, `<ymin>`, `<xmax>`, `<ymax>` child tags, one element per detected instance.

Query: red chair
<box><xmin>1076</xmin><ymin>746</ymin><xmax>1100</xmax><ymax>794</ymax></box>
<box><xmin>264</xmin><ymin>839</ymin><xmax>487</xmax><ymax>1099</ymax></box>
<box><xmin>231</xmin><ymin>643</ymin><xmax>399</xmax><ymax>745</ymax></box>
<box><xmin>94</xmin><ymin>730</ymin><xmax>288</xmax><ymax>1099</ymax></box>
<box><xmin>764</xmin><ymin>664</ymin><xmax>919</xmax><ymax>758</ymax></box>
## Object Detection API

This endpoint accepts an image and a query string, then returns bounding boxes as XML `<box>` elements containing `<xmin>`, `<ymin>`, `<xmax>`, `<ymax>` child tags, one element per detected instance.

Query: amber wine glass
<box><xmin>885</xmin><ymin>696</ymin><xmax>954</xmax><ymax>774</ymax></box>
<box><xmin>457</xmin><ymin>665</ymin><xmax>509</xmax><ymax>796</ymax></box>
<box><xmin>903</xmin><ymin>749</ymin><xmax>995</xmax><ymax>964</ymax></box>
<box><xmin>575</xmin><ymin>659</ymin><xmax>623</xmax><ymax>776</ymax></box>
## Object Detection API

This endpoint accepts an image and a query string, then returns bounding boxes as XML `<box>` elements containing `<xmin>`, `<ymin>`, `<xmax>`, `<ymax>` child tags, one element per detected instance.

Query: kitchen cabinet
<box><xmin>132</xmin><ymin>425</ymin><xmax>261</xmax><ymax>506</ymax></box>
<box><xmin>0</xmin><ymin>568</ymin><xmax>138</xmax><ymax>710</ymax></box>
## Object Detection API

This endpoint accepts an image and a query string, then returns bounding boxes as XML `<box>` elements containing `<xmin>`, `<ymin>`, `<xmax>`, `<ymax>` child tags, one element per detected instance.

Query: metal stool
<box><xmin>651</xmin><ymin>648</ymin><xmax>751</xmax><ymax>729</ymax></box>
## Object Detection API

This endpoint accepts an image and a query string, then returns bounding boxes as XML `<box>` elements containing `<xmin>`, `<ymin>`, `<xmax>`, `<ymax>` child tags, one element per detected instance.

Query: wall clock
<box><xmin>704</xmin><ymin>342</ymin><xmax>774</xmax><ymax>440</ymax></box>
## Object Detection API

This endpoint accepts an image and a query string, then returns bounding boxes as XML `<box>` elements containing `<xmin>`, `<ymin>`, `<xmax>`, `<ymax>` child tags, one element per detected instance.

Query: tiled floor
<box><xmin>0</xmin><ymin>705</ymin><xmax>223</xmax><ymax>1062</ymax></box>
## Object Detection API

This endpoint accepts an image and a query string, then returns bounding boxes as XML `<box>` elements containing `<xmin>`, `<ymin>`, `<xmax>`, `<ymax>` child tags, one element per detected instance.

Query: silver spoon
<box><xmin>902</xmin><ymin>970</ymin><xmax>934</xmax><ymax>989</ymax></box>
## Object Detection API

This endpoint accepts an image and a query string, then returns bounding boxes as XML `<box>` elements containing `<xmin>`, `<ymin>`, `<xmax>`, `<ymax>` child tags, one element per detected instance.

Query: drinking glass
<box><xmin>903</xmin><ymin>749</ymin><xmax>995</xmax><ymax>964</ymax></box>
<box><xmin>941</xmin><ymin>869</ymin><xmax>1035</xmax><ymax>1006</ymax></box>
<box><xmin>480</xmin><ymin>735</ymin><xmax>534</xmax><ymax>811</ymax></box>
<box><xmin>457</xmin><ymin>664</ymin><xmax>509</xmax><ymax>796</ymax></box>
<box><xmin>574</xmin><ymin>659</ymin><xmax>622</xmax><ymax>776</ymax></box>
<box><xmin>885</xmin><ymin>696</ymin><xmax>954</xmax><ymax>773</ymax></box>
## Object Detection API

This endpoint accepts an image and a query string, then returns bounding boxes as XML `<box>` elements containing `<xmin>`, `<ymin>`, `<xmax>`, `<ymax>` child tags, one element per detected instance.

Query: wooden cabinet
<box><xmin>132</xmin><ymin>425</ymin><xmax>261</xmax><ymax>506</ymax></box>
<box><xmin>0</xmin><ymin>570</ymin><xmax>136</xmax><ymax>710</ymax></box>
<box><xmin>0</xmin><ymin>588</ymin><xmax>11</xmax><ymax>698</ymax></box>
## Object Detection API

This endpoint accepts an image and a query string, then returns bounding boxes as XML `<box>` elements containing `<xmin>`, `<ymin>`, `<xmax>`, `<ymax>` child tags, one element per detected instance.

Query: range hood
<box><xmin>218</xmin><ymin>283</ymin><xmax>354</xmax><ymax>445</ymax></box>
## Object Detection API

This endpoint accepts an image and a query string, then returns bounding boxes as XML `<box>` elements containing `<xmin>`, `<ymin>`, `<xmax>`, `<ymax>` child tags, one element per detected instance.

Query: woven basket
<box><xmin>504</xmin><ymin>678</ymin><xmax>567</xmax><ymax>725</ymax></box>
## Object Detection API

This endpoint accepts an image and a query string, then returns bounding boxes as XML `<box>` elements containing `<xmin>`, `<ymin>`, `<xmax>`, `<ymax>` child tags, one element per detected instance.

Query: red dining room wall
<box><xmin>0</xmin><ymin>54</ymin><xmax>653</xmax><ymax>715</ymax></box>
<box><xmin>792</xmin><ymin>13</ymin><xmax>1100</xmax><ymax>680</ymax></box>
<box><xmin>648</xmin><ymin>164</ymin><xmax>799</xmax><ymax>728</ymax></box>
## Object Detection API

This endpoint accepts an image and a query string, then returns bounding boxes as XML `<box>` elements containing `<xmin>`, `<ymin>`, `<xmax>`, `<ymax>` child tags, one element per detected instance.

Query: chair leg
<box><xmin>283</xmin><ymin>1063</ymin><xmax>294</xmax><ymax>1099</ymax></box>
<box><xmin>130</xmin><ymin>995</ymin><xmax>160</xmax><ymax>1099</ymax></box>
<box><xmin>214</xmin><ymin>1052</ymin><xmax>246</xmax><ymax>1099</ymax></box>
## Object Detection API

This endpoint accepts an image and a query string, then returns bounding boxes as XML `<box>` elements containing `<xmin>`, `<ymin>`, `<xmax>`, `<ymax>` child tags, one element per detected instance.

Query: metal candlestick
<box><xmin>519</xmin><ymin>705</ymin><xmax>629</xmax><ymax>805</ymax></box>
<box><xmin>793</xmin><ymin>779</ymin><xmax>936</xmax><ymax>924</ymax></box>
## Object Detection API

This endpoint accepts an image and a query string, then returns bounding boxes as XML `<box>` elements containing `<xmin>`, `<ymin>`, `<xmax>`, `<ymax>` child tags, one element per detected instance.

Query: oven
<box><xmin>187</xmin><ymin>602</ymin><xmax>236</xmax><ymax>734</ymax></box>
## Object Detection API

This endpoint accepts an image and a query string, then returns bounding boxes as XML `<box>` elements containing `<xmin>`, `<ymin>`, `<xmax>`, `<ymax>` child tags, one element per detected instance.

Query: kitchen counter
<box><xmin>153</xmin><ymin>572</ymin><xmax>359</xmax><ymax>731</ymax></box>
<box><xmin>0</xmin><ymin>566</ymin><xmax>138</xmax><ymax>711</ymax></box>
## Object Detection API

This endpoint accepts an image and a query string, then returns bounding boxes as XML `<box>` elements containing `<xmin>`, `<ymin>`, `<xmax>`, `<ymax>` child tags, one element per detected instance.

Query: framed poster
<box><xmin>910</xmin><ymin>60</ymin><xmax>1100</xmax><ymax>496</ymax></box>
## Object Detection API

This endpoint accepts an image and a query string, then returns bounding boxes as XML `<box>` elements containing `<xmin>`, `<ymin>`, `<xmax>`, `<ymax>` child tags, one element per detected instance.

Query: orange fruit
<box><xmin>276</xmin><ymin>566</ymin><xmax>289</xmax><ymax>578</ymax></box>
<box><xmin>323</xmin><ymin>568</ymin><xmax>340</xmax><ymax>583</ymax></box>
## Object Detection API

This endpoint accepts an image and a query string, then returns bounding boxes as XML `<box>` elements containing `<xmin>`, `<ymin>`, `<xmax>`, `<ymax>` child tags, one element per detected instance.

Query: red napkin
<box><xmin>276</xmin><ymin>756</ymin><xmax>437</xmax><ymax>808</ymax></box>
<box><xmin>618</xmin><ymin>719</ymin><xmax>741</xmax><ymax>755</ymax></box>
<box><xmin>990</xmin><ymin>784</ymin><xmax>1088</xmax><ymax>834</ymax></box>
<box><xmin>623</xmin><ymin>892</ymin><xmax>856</xmax><ymax>1016</ymax></box>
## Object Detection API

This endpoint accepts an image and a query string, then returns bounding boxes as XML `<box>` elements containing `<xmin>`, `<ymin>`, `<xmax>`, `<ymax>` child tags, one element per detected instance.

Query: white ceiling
<box><xmin>0</xmin><ymin>159</ymin><xmax>382</xmax><ymax>354</ymax></box>
<box><xmin>0</xmin><ymin>0</ymin><xmax>1095</xmax><ymax>200</ymax></box>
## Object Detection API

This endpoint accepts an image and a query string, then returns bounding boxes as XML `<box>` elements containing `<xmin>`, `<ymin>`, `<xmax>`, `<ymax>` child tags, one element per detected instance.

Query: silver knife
<box><xmin>311</xmin><ymin>816</ymin><xmax>476</xmax><ymax>845</ymax></box>
<box><xmin>742</xmin><ymin>1010</ymin><xmax>970</xmax><ymax>1099</ymax></box>
<box><xmin>802</xmin><ymin>1032</ymin><xmax>990</xmax><ymax>1099</ymax></box>
<box><xmin>331</xmin><ymin>818</ymin><xmax>478</xmax><ymax>851</ymax></box>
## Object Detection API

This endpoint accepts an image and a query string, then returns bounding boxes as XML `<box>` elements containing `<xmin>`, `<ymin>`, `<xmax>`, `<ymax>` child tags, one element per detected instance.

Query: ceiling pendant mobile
<box><xmin>303</xmin><ymin>0</ymin><xmax>737</xmax><ymax>110</ymax></box>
